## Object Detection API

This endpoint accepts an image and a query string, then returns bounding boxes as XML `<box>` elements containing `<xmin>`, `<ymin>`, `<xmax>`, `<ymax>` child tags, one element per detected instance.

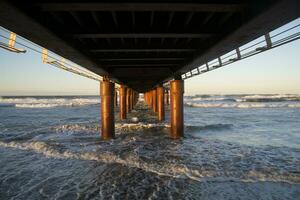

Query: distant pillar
<box><xmin>149</xmin><ymin>91</ymin><xmax>153</xmax><ymax>107</ymax></box>
<box><xmin>126</xmin><ymin>88</ymin><xmax>131</xmax><ymax>113</ymax></box>
<box><xmin>165</xmin><ymin>89</ymin><xmax>169</xmax><ymax>105</ymax></box>
<box><xmin>100</xmin><ymin>79</ymin><xmax>115</xmax><ymax>140</ymax></box>
<box><xmin>170</xmin><ymin>79</ymin><xmax>184</xmax><ymax>139</ymax></box>
<box><xmin>157</xmin><ymin>86</ymin><xmax>165</xmax><ymax>121</ymax></box>
<box><xmin>119</xmin><ymin>85</ymin><xmax>126</xmax><ymax>120</ymax></box>
<box><xmin>114</xmin><ymin>89</ymin><xmax>118</xmax><ymax>107</ymax></box>
<box><xmin>146</xmin><ymin>92</ymin><xmax>149</xmax><ymax>105</ymax></box>
<box><xmin>130</xmin><ymin>89</ymin><xmax>133</xmax><ymax>110</ymax></box>
<box><xmin>152</xmin><ymin>89</ymin><xmax>157</xmax><ymax>113</ymax></box>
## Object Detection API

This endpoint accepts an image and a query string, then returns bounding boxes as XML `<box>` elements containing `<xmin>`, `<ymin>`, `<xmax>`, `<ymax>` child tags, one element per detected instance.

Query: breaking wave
<box><xmin>1</xmin><ymin>139</ymin><xmax>299</xmax><ymax>184</ymax></box>
<box><xmin>237</xmin><ymin>94</ymin><xmax>300</xmax><ymax>102</ymax></box>
<box><xmin>185</xmin><ymin>102</ymin><xmax>300</xmax><ymax>108</ymax></box>
<box><xmin>0</xmin><ymin>96</ymin><xmax>99</xmax><ymax>108</ymax></box>
<box><xmin>186</xmin><ymin>94</ymin><xmax>300</xmax><ymax>104</ymax></box>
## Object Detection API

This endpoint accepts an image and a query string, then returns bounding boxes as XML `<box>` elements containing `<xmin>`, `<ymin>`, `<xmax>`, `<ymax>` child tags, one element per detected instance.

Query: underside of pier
<box><xmin>0</xmin><ymin>0</ymin><xmax>299</xmax><ymax>92</ymax></box>
<box><xmin>0</xmin><ymin>0</ymin><xmax>299</xmax><ymax>139</ymax></box>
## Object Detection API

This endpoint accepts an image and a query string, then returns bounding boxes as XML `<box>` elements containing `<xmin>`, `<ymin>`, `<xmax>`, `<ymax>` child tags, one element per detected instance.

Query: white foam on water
<box><xmin>1</xmin><ymin>138</ymin><xmax>299</xmax><ymax>184</ymax></box>
<box><xmin>236</xmin><ymin>94</ymin><xmax>300</xmax><ymax>102</ymax></box>
<box><xmin>0</xmin><ymin>97</ymin><xmax>100</xmax><ymax>108</ymax></box>
<box><xmin>186</xmin><ymin>97</ymin><xmax>227</xmax><ymax>101</ymax></box>
<box><xmin>185</xmin><ymin>102</ymin><xmax>300</xmax><ymax>108</ymax></box>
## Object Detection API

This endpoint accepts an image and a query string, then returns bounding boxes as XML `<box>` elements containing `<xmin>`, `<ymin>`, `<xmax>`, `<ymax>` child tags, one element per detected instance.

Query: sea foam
<box><xmin>0</xmin><ymin>97</ymin><xmax>100</xmax><ymax>108</ymax></box>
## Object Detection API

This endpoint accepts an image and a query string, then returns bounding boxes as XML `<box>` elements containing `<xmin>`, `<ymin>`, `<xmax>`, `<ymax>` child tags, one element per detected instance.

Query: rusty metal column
<box><xmin>157</xmin><ymin>86</ymin><xmax>165</xmax><ymax>121</ymax></box>
<box><xmin>126</xmin><ymin>88</ymin><xmax>131</xmax><ymax>113</ymax></box>
<box><xmin>170</xmin><ymin>79</ymin><xmax>184</xmax><ymax>139</ymax></box>
<box><xmin>152</xmin><ymin>89</ymin><xmax>157</xmax><ymax>113</ymax></box>
<box><xmin>119</xmin><ymin>85</ymin><xmax>126</xmax><ymax>120</ymax></box>
<box><xmin>146</xmin><ymin>92</ymin><xmax>149</xmax><ymax>105</ymax></box>
<box><xmin>149</xmin><ymin>91</ymin><xmax>153</xmax><ymax>107</ymax></box>
<box><xmin>114</xmin><ymin>89</ymin><xmax>118</xmax><ymax>107</ymax></box>
<box><xmin>100</xmin><ymin>79</ymin><xmax>115</xmax><ymax>140</ymax></box>
<box><xmin>165</xmin><ymin>89</ymin><xmax>169</xmax><ymax>106</ymax></box>
<box><xmin>130</xmin><ymin>89</ymin><xmax>133</xmax><ymax>110</ymax></box>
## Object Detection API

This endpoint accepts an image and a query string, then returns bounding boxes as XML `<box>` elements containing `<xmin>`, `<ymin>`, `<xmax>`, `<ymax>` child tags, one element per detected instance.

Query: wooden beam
<box><xmin>105</xmin><ymin>64</ymin><xmax>179</xmax><ymax>68</ymax></box>
<box><xmin>38</xmin><ymin>3</ymin><xmax>244</xmax><ymax>12</ymax></box>
<box><xmin>90</xmin><ymin>49</ymin><xmax>196</xmax><ymax>53</ymax></box>
<box><xmin>73</xmin><ymin>33</ymin><xmax>213</xmax><ymax>38</ymax></box>
<box><xmin>99</xmin><ymin>58</ymin><xmax>184</xmax><ymax>62</ymax></box>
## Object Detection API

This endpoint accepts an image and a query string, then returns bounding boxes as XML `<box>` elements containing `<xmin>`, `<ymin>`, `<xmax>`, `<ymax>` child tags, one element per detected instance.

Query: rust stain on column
<box><xmin>170</xmin><ymin>80</ymin><xmax>184</xmax><ymax>139</ymax></box>
<box><xmin>157</xmin><ymin>86</ymin><xmax>165</xmax><ymax>121</ymax></box>
<box><xmin>119</xmin><ymin>85</ymin><xmax>126</xmax><ymax>120</ymax></box>
<box><xmin>126</xmin><ymin>88</ymin><xmax>131</xmax><ymax>113</ymax></box>
<box><xmin>100</xmin><ymin>79</ymin><xmax>115</xmax><ymax>140</ymax></box>
<box><xmin>152</xmin><ymin>89</ymin><xmax>157</xmax><ymax>113</ymax></box>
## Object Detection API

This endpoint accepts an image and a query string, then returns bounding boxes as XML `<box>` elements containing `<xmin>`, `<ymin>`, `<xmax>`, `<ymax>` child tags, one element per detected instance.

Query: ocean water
<box><xmin>0</xmin><ymin>94</ymin><xmax>299</xmax><ymax>199</ymax></box>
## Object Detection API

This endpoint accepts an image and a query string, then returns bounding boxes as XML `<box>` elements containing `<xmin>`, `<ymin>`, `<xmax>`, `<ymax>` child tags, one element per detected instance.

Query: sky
<box><xmin>0</xmin><ymin>19</ymin><xmax>299</xmax><ymax>96</ymax></box>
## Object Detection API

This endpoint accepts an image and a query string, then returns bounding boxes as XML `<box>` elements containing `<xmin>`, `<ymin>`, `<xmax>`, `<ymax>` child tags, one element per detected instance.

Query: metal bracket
<box><xmin>41</xmin><ymin>48</ymin><xmax>101</xmax><ymax>81</ymax></box>
<box><xmin>0</xmin><ymin>32</ymin><xmax>26</xmax><ymax>53</ymax></box>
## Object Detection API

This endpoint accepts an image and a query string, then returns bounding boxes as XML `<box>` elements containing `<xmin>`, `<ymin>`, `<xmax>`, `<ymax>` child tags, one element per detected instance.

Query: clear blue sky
<box><xmin>0</xmin><ymin>19</ymin><xmax>299</xmax><ymax>96</ymax></box>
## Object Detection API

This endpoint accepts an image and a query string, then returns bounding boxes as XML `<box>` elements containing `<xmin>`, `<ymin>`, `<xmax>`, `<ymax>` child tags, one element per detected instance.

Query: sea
<box><xmin>0</xmin><ymin>94</ymin><xmax>299</xmax><ymax>199</ymax></box>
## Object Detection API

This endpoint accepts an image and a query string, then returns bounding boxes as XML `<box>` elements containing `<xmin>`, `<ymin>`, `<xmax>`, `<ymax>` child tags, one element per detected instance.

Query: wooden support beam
<box><xmin>99</xmin><ymin>58</ymin><xmax>185</xmax><ymax>62</ymax></box>
<box><xmin>73</xmin><ymin>33</ymin><xmax>213</xmax><ymax>39</ymax></box>
<box><xmin>106</xmin><ymin>64</ymin><xmax>179</xmax><ymax>68</ymax></box>
<box><xmin>90</xmin><ymin>49</ymin><xmax>196</xmax><ymax>53</ymax></box>
<box><xmin>38</xmin><ymin>3</ymin><xmax>244</xmax><ymax>12</ymax></box>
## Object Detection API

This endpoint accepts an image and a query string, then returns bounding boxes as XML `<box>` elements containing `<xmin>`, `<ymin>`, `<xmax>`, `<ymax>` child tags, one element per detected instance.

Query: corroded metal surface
<box><xmin>119</xmin><ymin>85</ymin><xmax>126</xmax><ymax>120</ymax></box>
<box><xmin>126</xmin><ymin>88</ymin><xmax>131</xmax><ymax>113</ymax></box>
<box><xmin>152</xmin><ymin>89</ymin><xmax>157</xmax><ymax>113</ymax></box>
<box><xmin>170</xmin><ymin>80</ymin><xmax>184</xmax><ymax>139</ymax></box>
<box><xmin>165</xmin><ymin>89</ymin><xmax>169</xmax><ymax>106</ymax></box>
<box><xmin>157</xmin><ymin>86</ymin><xmax>165</xmax><ymax>121</ymax></box>
<box><xmin>100</xmin><ymin>80</ymin><xmax>115</xmax><ymax>139</ymax></box>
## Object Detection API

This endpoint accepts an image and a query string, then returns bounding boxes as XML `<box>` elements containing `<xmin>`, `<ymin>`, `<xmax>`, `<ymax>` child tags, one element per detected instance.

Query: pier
<box><xmin>0</xmin><ymin>0</ymin><xmax>299</xmax><ymax>139</ymax></box>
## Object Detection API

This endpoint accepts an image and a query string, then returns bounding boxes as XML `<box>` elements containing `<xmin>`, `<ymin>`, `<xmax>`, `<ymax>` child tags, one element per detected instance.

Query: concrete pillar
<box><xmin>157</xmin><ymin>86</ymin><xmax>165</xmax><ymax>121</ymax></box>
<box><xmin>152</xmin><ymin>89</ymin><xmax>157</xmax><ymax>113</ymax></box>
<box><xmin>100</xmin><ymin>79</ymin><xmax>115</xmax><ymax>140</ymax></box>
<box><xmin>126</xmin><ymin>88</ymin><xmax>131</xmax><ymax>113</ymax></box>
<box><xmin>119</xmin><ymin>85</ymin><xmax>126</xmax><ymax>120</ymax></box>
<box><xmin>170</xmin><ymin>80</ymin><xmax>184</xmax><ymax>139</ymax></box>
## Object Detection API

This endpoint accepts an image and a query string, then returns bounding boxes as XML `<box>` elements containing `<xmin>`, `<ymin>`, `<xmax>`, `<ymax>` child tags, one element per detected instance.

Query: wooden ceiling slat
<box><xmin>38</xmin><ymin>3</ymin><xmax>244</xmax><ymax>12</ymax></box>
